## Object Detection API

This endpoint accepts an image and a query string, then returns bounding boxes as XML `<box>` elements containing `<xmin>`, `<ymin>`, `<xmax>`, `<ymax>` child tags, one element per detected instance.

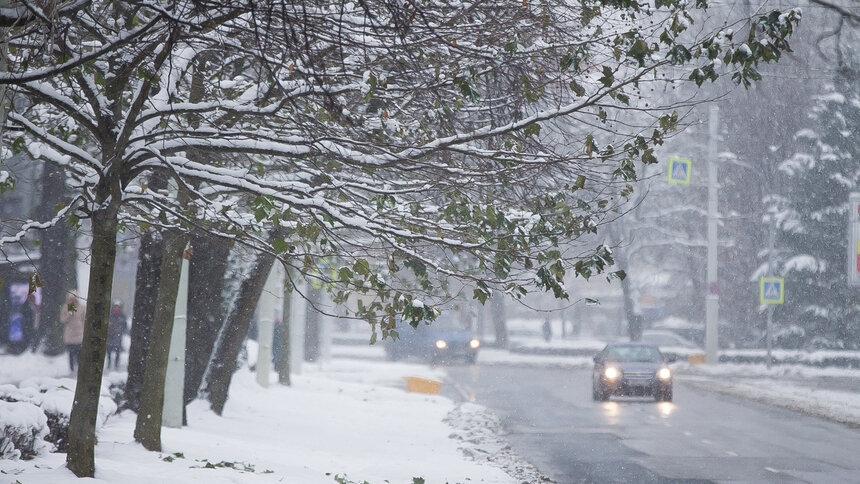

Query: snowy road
<box><xmin>443</xmin><ymin>365</ymin><xmax>860</xmax><ymax>483</ymax></box>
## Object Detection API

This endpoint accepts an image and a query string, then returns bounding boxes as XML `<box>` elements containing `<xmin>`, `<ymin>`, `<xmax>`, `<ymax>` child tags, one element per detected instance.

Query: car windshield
<box><xmin>428</xmin><ymin>315</ymin><xmax>470</xmax><ymax>332</ymax></box>
<box><xmin>641</xmin><ymin>334</ymin><xmax>680</xmax><ymax>346</ymax></box>
<box><xmin>604</xmin><ymin>345</ymin><xmax>664</xmax><ymax>363</ymax></box>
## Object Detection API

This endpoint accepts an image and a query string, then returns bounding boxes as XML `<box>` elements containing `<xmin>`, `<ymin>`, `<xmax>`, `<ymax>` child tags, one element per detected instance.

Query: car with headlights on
<box><xmin>384</xmin><ymin>314</ymin><xmax>480</xmax><ymax>364</ymax></box>
<box><xmin>592</xmin><ymin>343</ymin><xmax>673</xmax><ymax>402</ymax></box>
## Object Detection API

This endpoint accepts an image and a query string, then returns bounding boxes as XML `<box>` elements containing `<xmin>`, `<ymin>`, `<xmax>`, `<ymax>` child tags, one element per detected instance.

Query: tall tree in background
<box><xmin>183</xmin><ymin>231</ymin><xmax>231</xmax><ymax>406</ymax></box>
<box><xmin>760</xmin><ymin>0</ymin><xmax>860</xmax><ymax>348</ymax></box>
<box><xmin>33</xmin><ymin>163</ymin><xmax>76</xmax><ymax>354</ymax></box>
<box><xmin>770</xmin><ymin>72</ymin><xmax>860</xmax><ymax>347</ymax></box>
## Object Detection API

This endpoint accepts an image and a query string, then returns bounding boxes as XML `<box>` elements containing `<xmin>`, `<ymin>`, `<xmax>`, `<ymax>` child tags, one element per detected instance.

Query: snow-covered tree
<box><xmin>768</xmin><ymin>72</ymin><xmax>860</xmax><ymax>348</ymax></box>
<box><xmin>0</xmin><ymin>0</ymin><xmax>800</xmax><ymax>477</ymax></box>
<box><xmin>748</xmin><ymin>0</ymin><xmax>860</xmax><ymax>349</ymax></box>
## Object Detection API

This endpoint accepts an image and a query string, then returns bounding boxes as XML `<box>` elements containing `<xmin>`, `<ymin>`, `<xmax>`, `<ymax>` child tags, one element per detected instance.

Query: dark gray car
<box><xmin>592</xmin><ymin>343</ymin><xmax>674</xmax><ymax>402</ymax></box>
<box><xmin>384</xmin><ymin>315</ymin><xmax>480</xmax><ymax>364</ymax></box>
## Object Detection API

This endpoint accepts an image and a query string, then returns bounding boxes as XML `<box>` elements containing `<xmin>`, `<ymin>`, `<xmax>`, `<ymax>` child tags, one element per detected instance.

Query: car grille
<box><xmin>623</xmin><ymin>371</ymin><xmax>654</xmax><ymax>379</ymax></box>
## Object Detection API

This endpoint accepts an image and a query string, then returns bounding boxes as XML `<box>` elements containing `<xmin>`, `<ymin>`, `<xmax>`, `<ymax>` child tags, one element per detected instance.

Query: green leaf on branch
<box><xmin>353</xmin><ymin>259</ymin><xmax>370</xmax><ymax>276</ymax></box>
<box><xmin>627</xmin><ymin>39</ymin><xmax>650</xmax><ymax>66</ymax></box>
<box><xmin>272</xmin><ymin>239</ymin><xmax>290</xmax><ymax>254</ymax></box>
<box><xmin>473</xmin><ymin>281</ymin><xmax>490</xmax><ymax>304</ymax></box>
<box><xmin>584</xmin><ymin>135</ymin><xmax>597</xmax><ymax>157</ymax></box>
<box><xmin>455</xmin><ymin>76</ymin><xmax>480</xmax><ymax>102</ymax></box>
<box><xmin>28</xmin><ymin>272</ymin><xmax>43</xmax><ymax>295</ymax></box>
<box><xmin>598</xmin><ymin>66</ymin><xmax>614</xmax><ymax>87</ymax></box>
<box><xmin>523</xmin><ymin>123</ymin><xmax>541</xmax><ymax>137</ymax></box>
<box><xmin>569</xmin><ymin>80</ymin><xmax>586</xmax><ymax>97</ymax></box>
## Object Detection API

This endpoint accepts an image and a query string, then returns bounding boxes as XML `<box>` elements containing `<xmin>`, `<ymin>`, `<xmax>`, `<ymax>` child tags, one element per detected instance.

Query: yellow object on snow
<box><xmin>403</xmin><ymin>377</ymin><xmax>442</xmax><ymax>394</ymax></box>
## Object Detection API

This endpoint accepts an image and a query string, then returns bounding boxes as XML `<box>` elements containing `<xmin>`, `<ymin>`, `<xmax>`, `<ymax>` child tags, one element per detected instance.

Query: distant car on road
<box><xmin>384</xmin><ymin>315</ymin><xmax>480</xmax><ymax>364</ymax></box>
<box><xmin>592</xmin><ymin>343</ymin><xmax>674</xmax><ymax>402</ymax></box>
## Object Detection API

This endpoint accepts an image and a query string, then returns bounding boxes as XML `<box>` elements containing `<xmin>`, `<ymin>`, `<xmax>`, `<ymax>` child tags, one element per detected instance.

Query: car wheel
<box><xmin>465</xmin><ymin>353</ymin><xmax>477</xmax><ymax>365</ymax></box>
<box><xmin>655</xmin><ymin>387</ymin><xmax>673</xmax><ymax>402</ymax></box>
<box><xmin>594</xmin><ymin>384</ymin><xmax>610</xmax><ymax>402</ymax></box>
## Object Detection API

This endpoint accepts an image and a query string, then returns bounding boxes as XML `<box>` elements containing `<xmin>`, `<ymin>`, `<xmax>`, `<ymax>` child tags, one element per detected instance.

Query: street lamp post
<box><xmin>766</xmin><ymin>222</ymin><xmax>775</xmax><ymax>369</ymax></box>
<box><xmin>705</xmin><ymin>105</ymin><xmax>720</xmax><ymax>364</ymax></box>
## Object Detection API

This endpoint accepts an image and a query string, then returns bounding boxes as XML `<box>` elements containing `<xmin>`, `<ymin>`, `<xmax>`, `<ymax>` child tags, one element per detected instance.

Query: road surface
<box><xmin>443</xmin><ymin>365</ymin><xmax>860</xmax><ymax>483</ymax></box>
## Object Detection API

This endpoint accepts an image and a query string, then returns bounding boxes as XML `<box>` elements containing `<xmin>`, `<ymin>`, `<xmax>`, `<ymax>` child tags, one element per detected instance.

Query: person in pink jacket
<box><xmin>60</xmin><ymin>292</ymin><xmax>86</xmax><ymax>373</ymax></box>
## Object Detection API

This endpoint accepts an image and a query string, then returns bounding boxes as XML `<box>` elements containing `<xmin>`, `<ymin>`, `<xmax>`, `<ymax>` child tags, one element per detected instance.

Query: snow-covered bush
<box><xmin>104</xmin><ymin>372</ymin><xmax>129</xmax><ymax>411</ymax></box>
<box><xmin>0</xmin><ymin>400</ymin><xmax>48</xmax><ymax>459</ymax></box>
<box><xmin>0</xmin><ymin>378</ymin><xmax>118</xmax><ymax>455</ymax></box>
<box><xmin>773</xmin><ymin>325</ymin><xmax>806</xmax><ymax>349</ymax></box>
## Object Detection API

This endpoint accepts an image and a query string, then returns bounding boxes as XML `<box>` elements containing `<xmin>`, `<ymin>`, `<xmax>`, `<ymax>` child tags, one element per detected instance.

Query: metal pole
<box><xmin>319</xmin><ymin>291</ymin><xmax>332</xmax><ymax>365</ymax></box>
<box><xmin>163</xmin><ymin>247</ymin><xmax>190</xmax><ymax>428</ymax></box>
<box><xmin>277</xmin><ymin>264</ymin><xmax>292</xmax><ymax>385</ymax></box>
<box><xmin>766</xmin><ymin>221</ymin><xmax>775</xmax><ymax>370</ymax></box>
<box><xmin>256</xmin><ymin>265</ymin><xmax>278</xmax><ymax>388</ymax></box>
<box><xmin>290</xmin><ymin>279</ymin><xmax>306</xmax><ymax>374</ymax></box>
<box><xmin>705</xmin><ymin>105</ymin><xmax>720</xmax><ymax>364</ymax></box>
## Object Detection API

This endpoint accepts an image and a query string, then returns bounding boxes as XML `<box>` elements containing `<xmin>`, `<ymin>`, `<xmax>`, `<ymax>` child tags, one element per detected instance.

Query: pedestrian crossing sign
<box><xmin>759</xmin><ymin>277</ymin><xmax>784</xmax><ymax>305</ymax></box>
<box><xmin>667</xmin><ymin>156</ymin><xmax>692</xmax><ymax>185</ymax></box>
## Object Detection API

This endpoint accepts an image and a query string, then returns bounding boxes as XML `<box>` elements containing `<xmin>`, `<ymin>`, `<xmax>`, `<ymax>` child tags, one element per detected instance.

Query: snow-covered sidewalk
<box><xmin>0</xmin><ymin>356</ymin><xmax>537</xmax><ymax>483</ymax></box>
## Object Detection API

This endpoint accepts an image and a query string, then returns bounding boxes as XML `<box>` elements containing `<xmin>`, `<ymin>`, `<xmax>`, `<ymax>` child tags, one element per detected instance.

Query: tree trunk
<box><xmin>615</xmin><ymin>250</ymin><xmax>642</xmax><ymax>341</ymax></box>
<box><xmin>134</xmin><ymin>230</ymin><xmax>187</xmax><ymax>451</ymax></box>
<box><xmin>202</xmin><ymin>250</ymin><xmax>275</xmax><ymax>415</ymax></box>
<box><xmin>491</xmin><ymin>293</ymin><xmax>507</xmax><ymax>348</ymax></box>
<box><xmin>34</xmin><ymin>163</ymin><xmax>76</xmax><ymax>354</ymax></box>
<box><xmin>277</xmin><ymin>268</ymin><xmax>291</xmax><ymax>386</ymax></box>
<box><xmin>183</xmin><ymin>231</ymin><xmax>230</xmax><ymax>405</ymax></box>
<box><xmin>124</xmin><ymin>228</ymin><xmax>163</xmax><ymax>411</ymax></box>
<box><xmin>125</xmin><ymin>174</ymin><xmax>168</xmax><ymax>411</ymax></box>
<box><xmin>66</xmin><ymin>208</ymin><xmax>118</xmax><ymax>478</ymax></box>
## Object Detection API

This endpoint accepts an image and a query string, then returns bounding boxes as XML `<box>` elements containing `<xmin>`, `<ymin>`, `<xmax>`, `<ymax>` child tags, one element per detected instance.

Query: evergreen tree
<box><xmin>771</xmin><ymin>69</ymin><xmax>860</xmax><ymax>348</ymax></box>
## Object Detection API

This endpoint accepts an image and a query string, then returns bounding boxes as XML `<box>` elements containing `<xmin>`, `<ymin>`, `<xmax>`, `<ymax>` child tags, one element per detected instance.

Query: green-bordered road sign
<box><xmin>760</xmin><ymin>277</ymin><xmax>784</xmax><ymax>305</ymax></box>
<box><xmin>667</xmin><ymin>156</ymin><xmax>692</xmax><ymax>185</ymax></box>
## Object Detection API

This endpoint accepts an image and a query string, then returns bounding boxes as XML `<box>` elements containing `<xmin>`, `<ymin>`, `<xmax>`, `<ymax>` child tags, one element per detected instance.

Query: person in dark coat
<box><xmin>8</xmin><ymin>293</ymin><xmax>37</xmax><ymax>354</ymax></box>
<box><xmin>106</xmin><ymin>300</ymin><xmax>128</xmax><ymax>370</ymax></box>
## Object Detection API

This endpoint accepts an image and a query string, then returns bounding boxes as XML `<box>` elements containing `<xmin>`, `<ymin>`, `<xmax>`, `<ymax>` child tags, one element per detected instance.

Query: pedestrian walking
<box><xmin>8</xmin><ymin>293</ymin><xmax>37</xmax><ymax>354</ymax></box>
<box><xmin>542</xmin><ymin>319</ymin><xmax>552</xmax><ymax>342</ymax></box>
<box><xmin>106</xmin><ymin>300</ymin><xmax>128</xmax><ymax>370</ymax></box>
<box><xmin>60</xmin><ymin>292</ymin><xmax>86</xmax><ymax>373</ymax></box>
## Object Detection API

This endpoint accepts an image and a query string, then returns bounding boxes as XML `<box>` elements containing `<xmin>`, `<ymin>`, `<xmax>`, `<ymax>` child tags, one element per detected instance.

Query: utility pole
<box><xmin>277</xmin><ymin>265</ymin><xmax>292</xmax><ymax>385</ymax></box>
<box><xmin>705</xmin><ymin>105</ymin><xmax>720</xmax><ymax>364</ymax></box>
<box><xmin>163</xmin><ymin>246</ymin><xmax>190</xmax><ymax>428</ymax></box>
<box><xmin>256</xmin><ymin>266</ymin><xmax>279</xmax><ymax>387</ymax></box>
<box><xmin>766</xmin><ymin>225</ymin><xmax>775</xmax><ymax>369</ymax></box>
<box><xmin>290</xmin><ymin>279</ymin><xmax>306</xmax><ymax>374</ymax></box>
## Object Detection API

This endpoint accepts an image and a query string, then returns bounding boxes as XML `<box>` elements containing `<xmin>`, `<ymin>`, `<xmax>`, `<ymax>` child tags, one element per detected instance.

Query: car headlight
<box><xmin>469</xmin><ymin>339</ymin><xmax>480</xmax><ymax>349</ymax></box>
<box><xmin>657</xmin><ymin>368</ymin><xmax>672</xmax><ymax>380</ymax></box>
<box><xmin>435</xmin><ymin>340</ymin><xmax>447</xmax><ymax>349</ymax></box>
<box><xmin>604</xmin><ymin>367</ymin><xmax>620</xmax><ymax>379</ymax></box>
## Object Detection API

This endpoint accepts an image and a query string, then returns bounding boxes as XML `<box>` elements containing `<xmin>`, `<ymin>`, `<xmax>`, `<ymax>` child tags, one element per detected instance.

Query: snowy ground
<box><xmin>0</xmin><ymin>352</ymin><xmax>541</xmax><ymax>484</ymax></box>
<box><xmin>2</xmin><ymin>336</ymin><xmax>860</xmax><ymax>483</ymax></box>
